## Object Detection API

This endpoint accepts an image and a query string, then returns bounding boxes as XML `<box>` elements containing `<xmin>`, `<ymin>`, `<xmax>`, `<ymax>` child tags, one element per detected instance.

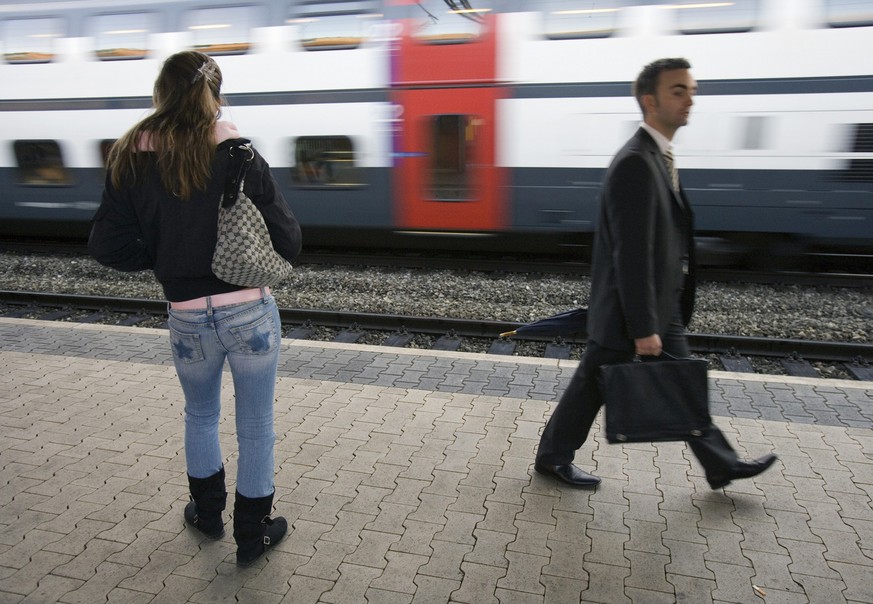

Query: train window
<box><xmin>541</xmin><ymin>1</ymin><xmax>628</xmax><ymax>39</ymax></box>
<box><xmin>841</xmin><ymin>123</ymin><xmax>873</xmax><ymax>182</ymax></box>
<box><xmin>826</xmin><ymin>0</ymin><xmax>873</xmax><ymax>27</ymax></box>
<box><xmin>184</xmin><ymin>6</ymin><xmax>260</xmax><ymax>55</ymax></box>
<box><xmin>669</xmin><ymin>0</ymin><xmax>759</xmax><ymax>34</ymax></box>
<box><xmin>410</xmin><ymin>0</ymin><xmax>491</xmax><ymax>44</ymax></box>
<box><xmin>1</xmin><ymin>17</ymin><xmax>63</xmax><ymax>64</ymax></box>
<box><xmin>852</xmin><ymin>124</ymin><xmax>873</xmax><ymax>153</ymax></box>
<box><xmin>291</xmin><ymin>1</ymin><xmax>380</xmax><ymax>50</ymax></box>
<box><xmin>14</xmin><ymin>141</ymin><xmax>72</xmax><ymax>185</ymax></box>
<box><xmin>741</xmin><ymin>116</ymin><xmax>767</xmax><ymax>150</ymax></box>
<box><xmin>428</xmin><ymin>115</ymin><xmax>478</xmax><ymax>201</ymax></box>
<box><xmin>89</xmin><ymin>12</ymin><xmax>157</xmax><ymax>60</ymax></box>
<box><xmin>293</xmin><ymin>136</ymin><xmax>362</xmax><ymax>186</ymax></box>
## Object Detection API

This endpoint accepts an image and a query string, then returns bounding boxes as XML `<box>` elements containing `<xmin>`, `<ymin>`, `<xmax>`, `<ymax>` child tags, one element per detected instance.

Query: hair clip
<box><xmin>191</xmin><ymin>61</ymin><xmax>215</xmax><ymax>85</ymax></box>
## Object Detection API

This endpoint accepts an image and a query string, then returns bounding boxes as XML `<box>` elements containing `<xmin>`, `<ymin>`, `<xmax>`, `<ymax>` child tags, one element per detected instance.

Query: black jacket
<box><xmin>586</xmin><ymin>128</ymin><xmax>696</xmax><ymax>351</ymax></box>
<box><xmin>88</xmin><ymin>138</ymin><xmax>302</xmax><ymax>301</ymax></box>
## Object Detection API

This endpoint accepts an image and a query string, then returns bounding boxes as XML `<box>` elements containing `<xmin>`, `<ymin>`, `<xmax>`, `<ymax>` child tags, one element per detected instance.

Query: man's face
<box><xmin>646</xmin><ymin>68</ymin><xmax>697</xmax><ymax>137</ymax></box>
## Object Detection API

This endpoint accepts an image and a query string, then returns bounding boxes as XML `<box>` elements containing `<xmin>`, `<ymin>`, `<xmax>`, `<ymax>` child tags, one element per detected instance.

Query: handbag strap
<box><xmin>221</xmin><ymin>143</ymin><xmax>255</xmax><ymax>209</ymax></box>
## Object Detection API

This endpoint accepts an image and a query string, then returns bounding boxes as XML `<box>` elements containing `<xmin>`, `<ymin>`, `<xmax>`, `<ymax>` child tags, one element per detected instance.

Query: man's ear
<box><xmin>641</xmin><ymin>93</ymin><xmax>656</xmax><ymax>116</ymax></box>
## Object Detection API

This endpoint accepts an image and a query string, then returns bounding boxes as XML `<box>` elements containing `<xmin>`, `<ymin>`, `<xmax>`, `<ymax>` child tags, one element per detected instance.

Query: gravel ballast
<box><xmin>0</xmin><ymin>252</ymin><xmax>870</xmax><ymax>379</ymax></box>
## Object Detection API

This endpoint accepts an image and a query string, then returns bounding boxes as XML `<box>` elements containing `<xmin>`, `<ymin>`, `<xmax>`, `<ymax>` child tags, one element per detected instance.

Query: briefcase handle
<box><xmin>635</xmin><ymin>350</ymin><xmax>695</xmax><ymax>362</ymax></box>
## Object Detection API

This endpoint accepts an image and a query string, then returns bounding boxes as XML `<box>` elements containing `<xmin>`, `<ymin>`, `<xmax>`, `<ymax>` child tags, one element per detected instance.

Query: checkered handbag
<box><xmin>211</xmin><ymin>143</ymin><xmax>294</xmax><ymax>287</ymax></box>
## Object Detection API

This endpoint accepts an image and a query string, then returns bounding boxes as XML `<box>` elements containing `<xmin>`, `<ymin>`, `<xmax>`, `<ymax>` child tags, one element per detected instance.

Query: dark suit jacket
<box><xmin>586</xmin><ymin>128</ymin><xmax>696</xmax><ymax>352</ymax></box>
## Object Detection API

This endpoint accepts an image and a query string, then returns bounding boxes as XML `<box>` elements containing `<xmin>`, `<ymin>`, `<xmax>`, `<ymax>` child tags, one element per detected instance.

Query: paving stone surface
<box><xmin>0</xmin><ymin>318</ymin><xmax>872</xmax><ymax>603</ymax></box>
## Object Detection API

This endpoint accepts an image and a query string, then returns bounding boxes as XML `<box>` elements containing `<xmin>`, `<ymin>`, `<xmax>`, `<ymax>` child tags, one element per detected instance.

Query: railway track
<box><xmin>1</xmin><ymin>240</ymin><xmax>871</xmax><ymax>288</ymax></box>
<box><xmin>2</xmin><ymin>290</ymin><xmax>871</xmax><ymax>382</ymax></box>
<box><xmin>298</xmin><ymin>249</ymin><xmax>873</xmax><ymax>289</ymax></box>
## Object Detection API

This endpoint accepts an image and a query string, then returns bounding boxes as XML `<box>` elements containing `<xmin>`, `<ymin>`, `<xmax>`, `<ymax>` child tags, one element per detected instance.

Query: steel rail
<box><xmin>2</xmin><ymin>291</ymin><xmax>871</xmax><ymax>365</ymax></box>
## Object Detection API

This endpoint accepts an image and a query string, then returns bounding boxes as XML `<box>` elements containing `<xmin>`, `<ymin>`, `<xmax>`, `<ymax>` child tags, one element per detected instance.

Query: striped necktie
<box><xmin>664</xmin><ymin>148</ymin><xmax>679</xmax><ymax>191</ymax></box>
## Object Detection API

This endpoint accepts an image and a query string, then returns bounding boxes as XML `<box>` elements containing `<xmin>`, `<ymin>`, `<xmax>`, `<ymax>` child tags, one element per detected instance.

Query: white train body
<box><xmin>1</xmin><ymin>0</ymin><xmax>871</xmax><ymax>260</ymax></box>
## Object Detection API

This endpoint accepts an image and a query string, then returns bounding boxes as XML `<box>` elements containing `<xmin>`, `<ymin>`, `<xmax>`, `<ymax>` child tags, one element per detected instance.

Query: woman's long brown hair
<box><xmin>108</xmin><ymin>51</ymin><xmax>223</xmax><ymax>200</ymax></box>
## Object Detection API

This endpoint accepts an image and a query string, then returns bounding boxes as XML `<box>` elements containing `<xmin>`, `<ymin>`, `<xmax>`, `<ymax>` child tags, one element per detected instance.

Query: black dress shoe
<box><xmin>709</xmin><ymin>454</ymin><xmax>778</xmax><ymax>489</ymax></box>
<box><xmin>534</xmin><ymin>462</ymin><xmax>601</xmax><ymax>488</ymax></box>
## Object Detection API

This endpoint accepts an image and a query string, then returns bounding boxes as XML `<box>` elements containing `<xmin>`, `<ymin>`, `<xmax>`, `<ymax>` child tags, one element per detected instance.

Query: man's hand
<box><xmin>635</xmin><ymin>334</ymin><xmax>662</xmax><ymax>357</ymax></box>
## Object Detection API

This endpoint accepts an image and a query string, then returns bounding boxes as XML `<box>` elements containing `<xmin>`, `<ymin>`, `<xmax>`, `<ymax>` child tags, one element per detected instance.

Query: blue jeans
<box><xmin>168</xmin><ymin>295</ymin><xmax>281</xmax><ymax>498</ymax></box>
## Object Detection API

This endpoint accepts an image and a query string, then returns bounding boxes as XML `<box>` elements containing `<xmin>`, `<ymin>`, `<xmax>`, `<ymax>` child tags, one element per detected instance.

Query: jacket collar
<box><xmin>636</xmin><ymin>128</ymin><xmax>689</xmax><ymax>212</ymax></box>
<box><xmin>639</xmin><ymin>122</ymin><xmax>672</xmax><ymax>155</ymax></box>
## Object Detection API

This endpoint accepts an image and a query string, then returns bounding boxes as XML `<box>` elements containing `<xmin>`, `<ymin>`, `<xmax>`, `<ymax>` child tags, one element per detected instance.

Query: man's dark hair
<box><xmin>632</xmin><ymin>57</ymin><xmax>691</xmax><ymax>113</ymax></box>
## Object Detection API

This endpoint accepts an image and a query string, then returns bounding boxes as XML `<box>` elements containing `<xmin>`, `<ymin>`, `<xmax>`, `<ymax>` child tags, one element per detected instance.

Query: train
<box><xmin>1</xmin><ymin>0</ymin><xmax>872</xmax><ymax>266</ymax></box>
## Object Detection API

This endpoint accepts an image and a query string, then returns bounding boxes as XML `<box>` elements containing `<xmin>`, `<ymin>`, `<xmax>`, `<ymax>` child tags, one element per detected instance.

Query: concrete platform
<box><xmin>0</xmin><ymin>317</ymin><xmax>871</xmax><ymax>603</ymax></box>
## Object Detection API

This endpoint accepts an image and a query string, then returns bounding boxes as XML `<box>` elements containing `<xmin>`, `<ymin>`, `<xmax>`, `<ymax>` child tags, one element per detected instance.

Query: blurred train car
<box><xmin>1</xmin><ymin>0</ymin><xmax>871</xmax><ymax>266</ymax></box>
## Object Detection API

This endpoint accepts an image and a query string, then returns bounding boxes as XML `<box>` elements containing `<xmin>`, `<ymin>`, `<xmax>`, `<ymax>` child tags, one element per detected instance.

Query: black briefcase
<box><xmin>598</xmin><ymin>358</ymin><xmax>711</xmax><ymax>444</ymax></box>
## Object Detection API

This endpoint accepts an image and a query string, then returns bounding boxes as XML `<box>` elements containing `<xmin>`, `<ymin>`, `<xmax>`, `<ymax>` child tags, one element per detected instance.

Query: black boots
<box><xmin>184</xmin><ymin>471</ymin><xmax>287</xmax><ymax>566</ymax></box>
<box><xmin>233</xmin><ymin>490</ymin><xmax>288</xmax><ymax>567</ymax></box>
<box><xmin>184</xmin><ymin>467</ymin><xmax>227</xmax><ymax>539</ymax></box>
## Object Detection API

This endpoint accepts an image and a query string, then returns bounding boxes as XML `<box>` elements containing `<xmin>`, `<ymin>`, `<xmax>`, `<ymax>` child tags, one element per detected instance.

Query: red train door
<box><xmin>390</xmin><ymin>8</ymin><xmax>505</xmax><ymax>232</ymax></box>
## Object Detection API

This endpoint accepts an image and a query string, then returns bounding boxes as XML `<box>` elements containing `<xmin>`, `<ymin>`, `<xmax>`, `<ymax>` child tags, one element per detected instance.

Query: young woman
<box><xmin>89</xmin><ymin>50</ymin><xmax>302</xmax><ymax>566</ymax></box>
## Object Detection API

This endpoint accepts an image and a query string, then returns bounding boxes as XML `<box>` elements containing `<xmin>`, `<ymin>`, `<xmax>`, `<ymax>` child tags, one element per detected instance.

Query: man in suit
<box><xmin>535</xmin><ymin>58</ymin><xmax>777</xmax><ymax>490</ymax></box>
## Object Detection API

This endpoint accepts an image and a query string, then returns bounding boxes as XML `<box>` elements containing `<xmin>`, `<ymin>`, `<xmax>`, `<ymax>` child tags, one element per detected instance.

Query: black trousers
<box><xmin>536</xmin><ymin>319</ymin><xmax>739</xmax><ymax>483</ymax></box>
